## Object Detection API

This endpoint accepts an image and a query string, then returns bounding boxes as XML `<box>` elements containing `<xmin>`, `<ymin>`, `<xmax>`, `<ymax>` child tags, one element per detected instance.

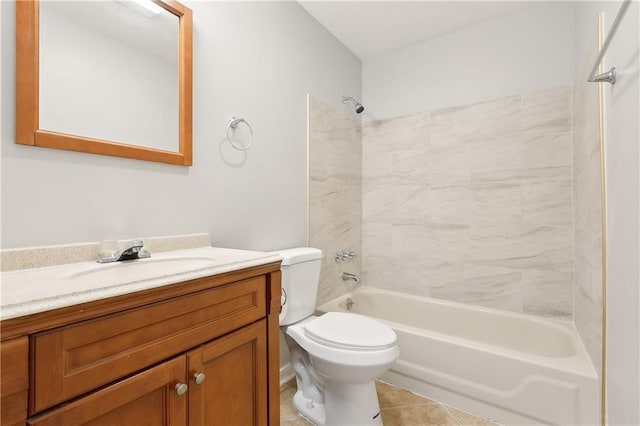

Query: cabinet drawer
<box><xmin>28</xmin><ymin>356</ymin><xmax>186</xmax><ymax>426</ymax></box>
<box><xmin>1</xmin><ymin>337</ymin><xmax>28</xmax><ymax>426</ymax></box>
<box><xmin>32</xmin><ymin>276</ymin><xmax>266</xmax><ymax>413</ymax></box>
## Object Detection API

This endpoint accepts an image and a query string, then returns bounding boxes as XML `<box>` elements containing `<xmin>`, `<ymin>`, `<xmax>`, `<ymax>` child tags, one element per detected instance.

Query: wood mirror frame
<box><xmin>16</xmin><ymin>0</ymin><xmax>193</xmax><ymax>166</ymax></box>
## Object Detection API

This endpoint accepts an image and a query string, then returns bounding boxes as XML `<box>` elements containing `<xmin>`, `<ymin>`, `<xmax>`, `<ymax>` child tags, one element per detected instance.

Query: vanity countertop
<box><xmin>0</xmin><ymin>246</ymin><xmax>282</xmax><ymax>321</ymax></box>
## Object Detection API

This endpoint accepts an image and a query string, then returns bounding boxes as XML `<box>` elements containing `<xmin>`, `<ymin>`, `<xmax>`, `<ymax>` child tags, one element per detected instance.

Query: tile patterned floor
<box><xmin>280</xmin><ymin>379</ymin><xmax>499</xmax><ymax>426</ymax></box>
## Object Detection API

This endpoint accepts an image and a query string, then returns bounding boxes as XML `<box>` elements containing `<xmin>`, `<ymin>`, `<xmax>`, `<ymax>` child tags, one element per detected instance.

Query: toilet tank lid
<box><xmin>277</xmin><ymin>247</ymin><xmax>323</xmax><ymax>265</ymax></box>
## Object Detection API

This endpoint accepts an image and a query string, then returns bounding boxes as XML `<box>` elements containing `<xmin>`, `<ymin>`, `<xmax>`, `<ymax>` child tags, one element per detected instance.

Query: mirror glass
<box><xmin>38</xmin><ymin>0</ymin><xmax>179</xmax><ymax>152</ymax></box>
<box><xmin>16</xmin><ymin>0</ymin><xmax>191</xmax><ymax>165</ymax></box>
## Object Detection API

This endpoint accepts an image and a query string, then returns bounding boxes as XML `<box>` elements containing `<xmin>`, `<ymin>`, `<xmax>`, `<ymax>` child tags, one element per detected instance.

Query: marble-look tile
<box><xmin>521</xmin><ymin>85</ymin><xmax>572</xmax><ymax>134</ymax></box>
<box><xmin>390</xmin><ymin>224</ymin><xmax>430</xmax><ymax>264</ymax></box>
<box><xmin>471</xmin><ymin>166</ymin><xmax>572</xmax><ymax>185</ymax></box>
<box><xmin>469</xmin><ymin>225</ymin><xmax>572</xmax><ymax>273</ymax></box>
<box><xmin>328</xmin><ymin>130</ymin><xmax>362</xmax><ymax>179</ymax></box>
<box><xmin>363</xmin><ymin>131</ymin><xmax>392</xmax><ymax>184</ymax></box>
<box><xmin>365</xmin><ymin>113</ymin><xmax>430</xmax><ymax>152</ymax></box>
<box><xmin>429</xmin><ymin>125</ymin><xmax>471</xmax><ymax>171</ymax></box>
<box><xmin>424</xmin><ymin>223</ymin><xmax>471</xmax><ymax>264</ymax></box>
<box><xmin>366</xmin><ymin>224</ymin><xmax>432</xmax><ymax>293</ymax></box>
<box><xmin>572</xmin><ymin>25</ymin><xmax>604</xmax><ymax>377</ymax></box>
<box><xmin>364</xmin><ymin>113</ymin><xmax>429</xmax><ymax>185</ymax></box>
<box><xmin>317</xmin><ymin>249</ymin><xmax>362</xmax><ymax>305</ymax></box>
<box><xmin>574</xmin><ymin>229</ymin><xmax>603</xmax><ymax>302</ymax></box>
<box><xmin>572</xmin><ymin>85</ymin><xmax>601</xmax><ymax>174</ymax></box>
<box><xmin>430</xmin><ymin>269</ymin><xmax>523</xmax><ymax>313</ymax></box>
<box><xmin>469</xmin><ymin>182</ymin><xmax>523</xmax><ymax>227</ymax></box>
<box><xmin>573</xmin><ymin>26</ymin><xmax>603</xmax><ymax>376</ymax></box>
<box><xmin>521</xmin><ymin>171</ymin><xmax>573</xmax><ymax>226</ymax></box>
<box><xmin>574</xmin><ymin>283</ymin><xmax>603</xmax><ymax>378</ymax></box>
<box><xmin>308</xmin><ymin>102</ymin><xmax>331</xmax><ymax>183</ymax></box>
<box><xmin>308</xmin><ymin>96</ymin><xmax>362</xmax><ymax>306</ymax></box>
<box><xmin>364</xmin><ymin>255</ymin><xmax>431</xmax><ymax>297</ymax></box>
<box><xmin>471</xmin><ymin>131</ymin><xmax>572</xmax><ymax>171</ymax></box>
<box><xmin>431</xmin><ymin>95</ymin><xmax>521</xmax><ymax>142</ymax></box>
<box><xmin>574</xmin><ymin>166</ymin><xmax>603</xmax><ymax>235</ymax></box>
<box><xmin>360</xmin><ymin>87</ymin><xmax>575</xmax><ymax>319</ymax></box>
<box><xmin>427</xmin><ymin>168</ymin><xmax>471</xmax><ymax>189</ymax></box>
<box><xmin>522</xmin><ymin>270</ymin><xmax>573</xmax><ymax>318</ymax></box>
<box><xmin>391</xmin><ymin>148</ymin><xmax>430</xmax><ymax>184</ymax></box>
<box><xmin>429</xmin><ymin>185</ymin><xmax>473</xmax><ymax>225</ymax></box>
<box><xmin>363</xmin><ymin>184</ymin><xmax>429</xmax><ymax>224</ymax></box>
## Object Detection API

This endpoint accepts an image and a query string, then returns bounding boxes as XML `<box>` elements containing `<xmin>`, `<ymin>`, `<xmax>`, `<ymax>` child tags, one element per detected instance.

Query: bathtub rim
<box><xmin>316</xmin><ymin>286</ymin><xmax>598</xmax><ymax>379</ymax></box>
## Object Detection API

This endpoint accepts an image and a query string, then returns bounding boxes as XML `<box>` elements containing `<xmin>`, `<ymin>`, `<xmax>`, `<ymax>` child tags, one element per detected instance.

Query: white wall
<box><xmin>362</xmin><ymin>2</ymin><xmax>575</xmax><ymax>120</ymax></box>
<box><xmin>576</xmin><ymin>1</ymin><xmax>640</xmax><ymax>424</ymax></box>
<box><xmin>573</xmin><ymin>0</ymin><xmax>640</xmax><ymax>424</ymax></box>
<box><xmin>0</xmin><ymin>1</ymin><xmax>361</xmax><ymax>250</ymax></box>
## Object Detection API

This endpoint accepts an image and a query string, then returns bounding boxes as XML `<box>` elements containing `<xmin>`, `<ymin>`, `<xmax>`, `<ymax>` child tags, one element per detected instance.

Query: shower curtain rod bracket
<box><xmin>589</xmin><ymin>67</ymin><xmax>617</xmax><ymax>85</ymax></box>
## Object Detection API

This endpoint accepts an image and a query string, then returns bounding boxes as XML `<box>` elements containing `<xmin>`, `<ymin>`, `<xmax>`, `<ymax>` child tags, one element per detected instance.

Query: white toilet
<box><xmin>278</xmin><ymin>247</ymin><xmax>399</xmax><ymax>426</ymax></box>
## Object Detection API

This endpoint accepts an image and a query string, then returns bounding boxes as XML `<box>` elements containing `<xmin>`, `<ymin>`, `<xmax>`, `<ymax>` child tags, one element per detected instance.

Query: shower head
<box><xmin>341</xmin><ymin>96</ymin><xmax>365</xmax><ymax>114</ymax></box>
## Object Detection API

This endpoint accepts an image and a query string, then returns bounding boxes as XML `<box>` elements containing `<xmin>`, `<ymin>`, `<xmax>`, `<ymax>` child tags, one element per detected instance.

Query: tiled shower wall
<box><xmin>362</xmin><ymin>86</ymin><xmax>574</xmax><ymax>318</ymax></box>
<box><xmin>572</xmin><ymin>26</ymin><xmax>603</xmax><ymax>377</ymax></box>
<box><xmin>308</xmin><ymin>96</ymin><xmax>362</xmax><ymax>305</ymax></box>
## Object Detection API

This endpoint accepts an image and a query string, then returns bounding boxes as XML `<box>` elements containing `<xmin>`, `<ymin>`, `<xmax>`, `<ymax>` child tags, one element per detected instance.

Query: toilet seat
<box><xmin>284</xmin><ymin>314</ymin><xmax>399</xmax><ymax>381</ymax></box>
<box><xmin>304</xmin><ymin>312</ymin><xmax>396</xmax><ymax>351</ymax></box>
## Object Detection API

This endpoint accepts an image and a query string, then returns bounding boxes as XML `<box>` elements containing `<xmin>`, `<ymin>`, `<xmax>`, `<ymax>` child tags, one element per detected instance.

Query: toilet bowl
<box><xmin>277</xmin><ymin>248</ymin><xmax>399</xmax><ymax>426</ymax></box>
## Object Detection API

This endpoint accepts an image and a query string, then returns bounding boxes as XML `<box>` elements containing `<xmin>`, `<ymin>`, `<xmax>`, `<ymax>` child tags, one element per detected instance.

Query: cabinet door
<box><xmin>28</xmin><ymin>356</ymin><xmax>187</xmax><ymax>426</ymax></box>
<box><xmin>188</xmin><ymin>320</ymin><xmax>267</xmax><ymax>426</ymax></box>
<box><xmin>1</xmin><ymin>337</ymin><xmax>28</xmax><ymax>426</ymax></box>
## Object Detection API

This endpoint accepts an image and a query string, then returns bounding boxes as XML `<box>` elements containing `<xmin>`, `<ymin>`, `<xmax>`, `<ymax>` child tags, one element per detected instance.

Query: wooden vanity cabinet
<box><xmin>0</xmin><ymin>262</ymin><xmax>282</xmax><ymax>426</ymax></box>
<box><xmin>0</xmin><ymin>337</ymin><xmax>28</xmax><ymax>426</ymax></box>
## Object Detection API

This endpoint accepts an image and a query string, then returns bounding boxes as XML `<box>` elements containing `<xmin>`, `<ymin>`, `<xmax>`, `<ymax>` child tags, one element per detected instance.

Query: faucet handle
<box><xmin>335</xmin><ymin>248</ymin><xmax>358</xmax><ymax>262</ymax></box>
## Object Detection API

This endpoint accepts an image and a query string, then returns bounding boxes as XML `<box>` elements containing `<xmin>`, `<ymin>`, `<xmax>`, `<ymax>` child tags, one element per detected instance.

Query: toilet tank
<box><xmin>277</xmin><ymin>247</ymin><xmax>323</xmax><ymax>326</ymax></box>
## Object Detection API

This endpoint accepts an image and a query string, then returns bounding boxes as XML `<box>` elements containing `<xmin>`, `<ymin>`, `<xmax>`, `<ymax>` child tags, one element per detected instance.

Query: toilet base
<box><xmin>294</xmin><ymin>380</ymin><xmax>383</xmax><ymax>426</ymax></box>
<box><xmin>293</xmin><ymin>389</ymin><xmax>326</xmax><ymax>425</ymax></box>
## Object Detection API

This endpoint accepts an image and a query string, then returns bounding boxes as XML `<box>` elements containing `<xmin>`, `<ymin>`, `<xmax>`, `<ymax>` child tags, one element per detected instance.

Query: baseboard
<box><xmin>280</xmin><ymin>363</ymin><xmax>295</xmax><ymax>387</ymax></box>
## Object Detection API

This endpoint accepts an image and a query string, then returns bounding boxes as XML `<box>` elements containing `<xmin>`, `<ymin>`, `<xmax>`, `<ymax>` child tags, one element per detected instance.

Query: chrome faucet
<box><xmin>97</xmin><ymin>240</ymin><xmax>151</xmax><ymax>263</ymax></box>
<box><xmin>341</xmin><ymin>272</ymin><xmax>359</xmax><ymax>283</ymax></box>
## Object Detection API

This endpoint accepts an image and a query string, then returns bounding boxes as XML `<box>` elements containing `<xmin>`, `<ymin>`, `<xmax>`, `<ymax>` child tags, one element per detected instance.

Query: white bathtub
<box><xmin>317</xmin><ymin>287</ymin><xmax>599</xmax><ymax>426</ymax></box>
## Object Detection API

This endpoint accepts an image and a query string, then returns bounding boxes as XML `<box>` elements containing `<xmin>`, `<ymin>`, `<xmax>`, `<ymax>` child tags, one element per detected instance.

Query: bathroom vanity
<box><xmin>0</xmin><ymin>245</ymin><xmax>282</xmax><ymax>426</ymax></box>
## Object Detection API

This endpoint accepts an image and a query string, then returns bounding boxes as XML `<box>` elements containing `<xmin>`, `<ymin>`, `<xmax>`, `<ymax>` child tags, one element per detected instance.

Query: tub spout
<box><xmin>342</xmin><ymin>272</ymin><xmax>359</xmax><ymax>283</ymax></box>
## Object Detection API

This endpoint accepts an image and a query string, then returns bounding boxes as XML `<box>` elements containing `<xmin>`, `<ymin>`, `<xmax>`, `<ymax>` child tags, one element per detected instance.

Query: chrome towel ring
<box><xmin>226</xmin><ymin>116</ymin><xmax>254</xmax><ymax>151</ymax></box>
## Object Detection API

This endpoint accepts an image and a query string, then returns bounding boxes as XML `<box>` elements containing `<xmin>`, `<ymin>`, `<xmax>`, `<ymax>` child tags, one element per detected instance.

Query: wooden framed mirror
<box><xmin>16</xmin><ymin>0</ymin><xmax>192</xmax><ymax>166</ymax></box>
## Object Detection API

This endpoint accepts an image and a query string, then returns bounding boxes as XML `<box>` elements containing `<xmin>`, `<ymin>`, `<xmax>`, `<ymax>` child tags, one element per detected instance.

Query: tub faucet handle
<box><xmin>335</xmin><ymin>249</ymin><xmax>357</xmax><ymax>262</ymax></box>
